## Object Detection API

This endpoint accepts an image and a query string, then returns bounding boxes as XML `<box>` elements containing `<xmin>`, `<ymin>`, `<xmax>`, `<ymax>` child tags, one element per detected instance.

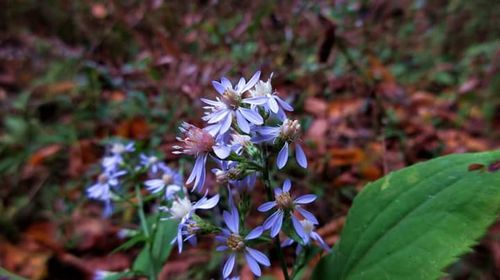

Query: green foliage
<box><xmin>313</xmin><ymin>151</ymin><xmax>500</xmax><ymax>280</ymax></box>
<box><xmin>132</xmin><ymin>218</ymin><xmax>178</xmax><ymax>276</ymax></box>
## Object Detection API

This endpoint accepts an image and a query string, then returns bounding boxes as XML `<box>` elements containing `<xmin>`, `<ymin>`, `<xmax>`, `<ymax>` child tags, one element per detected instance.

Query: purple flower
<box><xmin>246</xmin><ymin>74</ymin><xmax>293</xmax><ymax>118</ymax></box>
<box><xmin>173</xmin><ymin>122</ymin><xmax>230</xmax><ymax>192</ymax></box>
<box><xmin>160</xmin><ymin>193</ymin><xmax>219</xmax><ymax>253</ymax></box>
<box><xmin>257</xmin><ymin>179</ymin><xmax>318</xmax><ymax>239</ymax></box>
<box><xmin>102</xmin><ymin>142</ymin><xmax>135</xmax><ymax>171</ymax></box>
<box><xmin>201</xmin><ymin>71</ymin><xmax>264</xmax><ymax>135</ymax></box>
<box><xmin>216</xmin><ymin>205</ymin><xmax>270</xmax><ymax>278</ymax></box>
<box><xmin>255</xmin><ymin>119</ymin><xmax>307</xmax><ymax>169</ymax></box>
<box><xmin>144</xmin><ymin>164</ymin><xmax>183</xmax><ymax>199</ymax></box>
<box><xmin>139</xmin><ymin>153</ymin><xmax>162</xmax><ymax>173</ymax></box>
<box><xmin>281</xmin><ymin>219</ymin><xmax>330</xmax><ymax>252</ymax></box>
<box><xmin>87</xmin><ymin>170</ymin><xmax>127</xmax><ymax>216</ymax></box>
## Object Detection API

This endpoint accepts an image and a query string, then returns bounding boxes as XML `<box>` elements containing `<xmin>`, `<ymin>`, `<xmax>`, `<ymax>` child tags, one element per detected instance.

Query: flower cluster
<box><xmin>170</xmin><ymin>71</ymin><xmax>330</xmax><ymax>279</ymax></box>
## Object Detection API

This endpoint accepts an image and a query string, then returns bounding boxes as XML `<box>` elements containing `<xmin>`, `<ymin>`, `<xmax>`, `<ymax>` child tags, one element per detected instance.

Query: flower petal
<box><xmin>223</xmin><ymin>253</ymin><xmax>236</xmax><ymax>278</ymax></box>
<box><xmin>296</xmin><ymin>207</ymin><xmax>319</xmax><ymax>224</ymax></box>
<box><xmin>291</xmin><ymin>215</ymin><xmax>309</xmax><ymax>243</ymax></box>
<box><xmin>236</xmin><ymin>110</ymin><xmax>250</xmax><ymax>133</ymax></box>
<box><xmin>194</xmin><ymin>194</ymin><xmax>219</xmax><ymax>209</ymax></box>
<box><xmin>246</xmin><ymin>247</ymin><xmax>270</xmax><ymax>266</ymax></box>
<box><xmin>244</xmin><ymin>252</ymin><xmax>262</xmax><ymax>277</ymax></box>
<box><xmin>213</xmin><ymin>145</ymin><xmax>231</xmax><ymax>159</ymax></box>
<box><xmin>257</xmin><ymin>201</ymin><xmax>277</xmax><ymax>212</ymax></box>
<box><xmin>218</xmin><ymin>113</ymin><xmax>233</xmax><ymax>135</ymax></box>
<box><xmin>242</xmin><ymin>96</ymin><xmax>268</xmax><ymax>105</ymax></box>
<box><xmin>268</xmin><ymin>96</ymin><xmax>279</xmax><ymax>113</ymax></box>
<box><xmin>276</xmin><ymin>142</ymin><xmax>289</xmax><ymax>169</ymax></box>
<box><xmin>263</xmin><ymin>210</ymin><xmax>281</xmax><ymax>230</ymax></box>
<box><xmin>221</xmin><ymin>77</ymin><xmax>232</xmax><ymax>90</ymax></box>
<box><xmin>239</xmin><ymin>107</ymin><xmax>264</xmax><ymax>125</ymax></box>
<box><xmin>282</xmin><ymin>178</ymin><xmax>291</xmax><ymax>192</ymax></box>
<box><xmin>212</xmin><ymin>81</ymin><xmax>225</xmax><ymax>94</ymax></box>
<box><xmin>270</xmin><ymin>211</ymin><xmax>284</xmax><ymax>237</ymax></box>
<box><xmin>241</xmin><ymin>71</ymin><xmax>261</xmax><ymax>93</ymax></box>
<box><xmin>245</xmin><ymin>226</ymin><xmax>263</xmax><ymax>240</ymax></box>
<box><xmin>275</xmin><ymin>96</ymin><xmax>294</xmax><ymax>111</ymax></box>
<box><xmin>294</xmin><ymin>194</ymin><xmax>317</xmax><ymax>204</ymax></box>
<box><xmin>295</xmin><ymin>143</ymin><xmax>308</xmax><ymax>168</ymax></box>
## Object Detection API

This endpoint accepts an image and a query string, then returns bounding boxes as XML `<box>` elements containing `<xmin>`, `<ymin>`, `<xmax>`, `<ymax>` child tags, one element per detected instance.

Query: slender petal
<box><xmin>268</xmin><ymin>96</ymin><xmax>279</xmax><ymax>113</ymax></box>
<box><xmin>270</xmin><ymin>211</ymin><xmax>284</xmax><ymax>237</ymax></box>
<box><xmin>276</xmin><ymin>142</ymin><xmax>289</xmax><ymax>169</ymax></box>
<box><xmin>295</xmin><ymin>143</ymin><xmax>308</xmax><ymax>168</ymax></box>
<box><xmin>263</xmin><ymin>210</ymin><xmax>282</xmax><ymax>230</ymax></box>
<box><xmin>212</xmin><ymin>81</ymin><xmax>225</xmax><ymax>94</ymax></box>
<box><xmin>239</xmin><ymin>107</ymin><xmax>264</xmax><ymax>125</ymax></box>
<box><xmin>216</xmin><ymin>245</ymin><xmax>228</xmax><ymax>252</ymax></box>
<box><xmin>294</xmin><ymin>194</ymin><xmax>317</xmax><ymax>204</ymax></box>
<box><xmin>205</xmin><ymin>109</ymin><xmax>231</xmax><ymax>124</ymax></box>
<box><xmin>245</xmin><ymin>226</ymin><xmax>263</xmax><ymax>240</ymax></box>
<box><xmin>296</xmin><ymin>207</ymin><xmax>319</xmax><ymax>224</ymax></box>
<box><xmin>223</xmin><ymin>253</ymin><xmax>236</xmax><ymax>278</ymax></box>
<box><xmin>221</xmin><ymin>77</ymin><xmax>232</xmax><ymax>90</ymax></box>
<box><xmin>311</xmin><ymin>232</ymin><xmax>330</xmax><ymax>251</ymax></box>
<box><xmin>244</xmin><ymin>253</ymin><xmax>262</xmax><ymax>277</ymax></box>
<box><xmin>236</xmin><ymin>110</ymin><xmax>250</xmax><ymax>133</ymax></box>
<box><xmin>291</xmin><ymin>215</ymin><xmax>309</xmax><ymax>243</ymax></box>
<box><xmin>242</xmin><ymin>96</ymin><xmax>268</xmax><ymax>105</ymax></box>
<box><xmin>219</xmin><ymin>113</ymin><xmax>233</xmax><ymax>135</ymax></box>
<box><xmin>213</xmin><ymin>145</ymin><xmax>231</xmax><ymax>159</ymax></box>
<box><xmin>257</xmin><ymin>201</ymin><xmax>277</xmax><ymax>212</ymax></box>
<box><xmin>241</xmin><ymin>71</ymin><xmax>261</xmax><ymax>92</ymax></box>
<box><xmin>194</xmin><ymin>194</ymin><xmax>220</xmax><ymax>209</ymax></box>
<box><xmin>275</xmin><ymin>96</ymin><xmax>294</xmax><ymax>111</ymax></box>
<box><xmin>245</xmin><ymin>247</ymin><xmax>270</xmax><ymax>266</ymax></box>
<box><xmin>236</xmin><ymin>77</ymin><xmax>246</xmax><ymax>92</ymax></box>
<box><xmin>283</xmin><ymin>179</ymin><xmax>291</xmax><ymax>192</ymax></box>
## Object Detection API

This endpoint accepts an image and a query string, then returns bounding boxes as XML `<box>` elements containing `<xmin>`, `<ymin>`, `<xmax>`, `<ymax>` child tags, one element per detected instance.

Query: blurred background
<box><xmin>0</xmin><ymin>0</ymin><xmax>499</xmax><ymax>279</ymax></box>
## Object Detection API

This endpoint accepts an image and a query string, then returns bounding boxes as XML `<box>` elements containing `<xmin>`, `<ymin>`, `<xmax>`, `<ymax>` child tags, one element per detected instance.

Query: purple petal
<box><xmin>221</xmin><ymin>77</ymin><xmax>232</xmax><ymax>90</ymax></box>
<box><xmin>291</xmin><ymin>215</ymin><xmax>309</xmax><ymax>243</ymax></box>
<box><xmin>275</xmin><ymin>96</ymin><xmax>294</xmax><ymax>111</ymax></box>
<box><xmin>144</xmin><ymin>179</ymin><xmax>164</xmax><ymax>193</ymax></box>
<box><xmin>243</xmin><ymin>96</ymin><xmax>268</xmax><ymax>105</ymax></box>
<box><xmin>263</xmin><ymin>210</ymin><xmax>281</xmax><ymax>230</ymax></box>
<box><xmin>236</xmin><ymin>110</ymin><xmax>250</xmax><ymax>133</ymax></box>
<box><xmin>236</xmin><ymin>77</ymin><xmax>246</xmax><ymax>92</ymax></box>
<box><xmin>268</xmin><ymin>96</ymin><xmax>279</xmax><ymax>113</ymax></box>
<box><xmin>241</xmin><ymin>71</ymin><xmax>261</xmax><ymax>93</ymax></box>
<box><xmin>223</xmin><ymin>253</ymin><xmax>236</xmax><ymax>278</ymax></box>
<box><xmin>177</xmin><ymin>223</ymin><xmax>184</xmax><ymax>253</ymax></box>
<box><xmin>212</xmin><ymin>81</ymin><xmax>225</xmax><ymax>94</ymax></box>
<box><xmin>245</xmin><ymin>247</ymin><xmax>270</xmax><ymax>266</ymax></box>
<box><xmin>283</xmin><ymin>179</ymin><xmax>291</xmax><ymax>192</ymax></box>
<box><xmin>276</xmin><ymin>142</ymin><xmax>289</xmax><ymax>169</ymax></box>
<box><xmin>239</xmin><ymin>107</ymin><xmax>263</xmax><ymax>125</ymax></box>
<box><xmin>270</xmin><ymin>211</ymin><xmax>284</xmax><ymax>237</ymax></box>
<box><xmin>244</xmin><ymin>252</ymin><xmax>262</xmax><ymax>277</ymax></box>
<box><xmin>294</xmin><ymin>194</ymin><xmax>317</xmax><ymax>204</ymax></box>
<box><xmin>281</xmin><ymin>238</ymin><xmax>294</xmax><ymax>247</ymax></box>
<box><xmin>218</xmin><ymin>113</ymin><xmax>233</xmax><ymax>135</ymax></box>
<box><xmin>216</xmin><ymin>245</ymin><xmax>228</xmax><ymax>252</ymax></box>
<box><xmin>295</xmin><ymin>143</ymin><xmax>308</xmax><ymax>168</ymax></box>
<box><xmin>213</xmin><ymin>145</ymin><xmax>231</xmax><ymax>159</ymax></box>
<box><xmin>205</xmin><ymin>109</ymin><xmax>230</xmax><ymax>124</ymax></box>
<box><xmin>200</xmin><ymin>97</ymin><xmax>220</xmax><ymax>106</ymax></box>
<box><xmin>311</xmin><ymin>232</ymin><xmax>331</xmax><ymax>252</ymax></box>
<box><xmin>194</xmin><ymin>194</ymin><xmax>219</xmax><ymax>209</ymax></box>
<box><xmin>296</xmin><ymin>207</ymin><xmax>319</xmax><ymax>224</ymax></box>
<box><xmin>274</xmin><ymin>187</ymin><xmax>283</xmax><ymax>196</ymax></box>
<box><xmin>245</xmin><ymin>226</ymin><xmax>263</xmax><ymax>240</ymax></box>
<box><xmin>257</xmin><ymin>201</ymin><xmax>277</xmax><ymax>212</ymax></box>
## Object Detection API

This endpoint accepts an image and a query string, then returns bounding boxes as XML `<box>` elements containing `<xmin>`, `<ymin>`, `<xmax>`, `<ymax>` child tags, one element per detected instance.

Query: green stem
<box><xmin>135</xmin><ymin>184</ymin><xmax>158</xmax><ymax>280</ymax></box>
<box><xmin>262</xmin><ymin>147</ymin><xmax>291</xmax><ymax>280</ymax></box>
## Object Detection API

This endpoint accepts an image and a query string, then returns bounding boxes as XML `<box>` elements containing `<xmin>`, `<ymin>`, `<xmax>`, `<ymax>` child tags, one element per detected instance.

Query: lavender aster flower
<box><xmin>257</xmin><ymin>179</ymin><xmax>318</xmax><ymax>239</ymax></box>
<box><xmin>216</xmin><ymin>205</ymin><xmax>270</xmax><ymax>278</ymax></box>
<box><xmin>201</xmin><ymin>71</ymin><xmax>264</xmax><ymax>135</ymax></box>
<box><xmin>212</xmin><ymin>160</ymin><xmax>256</xmax><ymax>191</ymax></box>
<box><xmin>102</xmin><ymin>142</ymin><xmax>135</xmax><ymax>171</ymax></box>
<box><xmin>87</xmin><ymin>170</ymin><xmax>126</xmax><ymax>216</ymax></box>
<box><xmin>246</xmin><ymin>74</ymin><xmax>293</xmax><ymax>118</ymax></box>
<box><xmin>160</xmin><ymin>193</ymin><xmax>219</xmax><ymax>253</ymax></box>
<box><xmin>144</xmin><ymin>164</ymin><xmax>183</xmax><ymax>199</ymax></box>
<box><xmin>255</xmin><ymin>119</ymin><xmax>307</xmax><ymax>169</ymax></box>
<box><xmin>173</xmin><ymin>122</ymin><xmax>230</xmax><ymax>192</ymax></box>
<box><xmin>281</xmin><ymin>219</ymin><xmax>330</xmax><ymax>252</ymax></box>
<box><xmin>139</xmin><ymin>153</ymin><xmax>162</xmax><ymax>173</ymax></box>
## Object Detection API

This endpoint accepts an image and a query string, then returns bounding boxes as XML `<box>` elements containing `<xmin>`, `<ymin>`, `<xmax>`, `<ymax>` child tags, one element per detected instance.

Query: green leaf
<box><xmin>132</xmin><ymin>219</ymin><xmax>178</xmax><ymax>275</ymax></box>
<box><xmin>313</xmin><ymin>151</ymin><xmax>500</xmax><ymax>280</ymax></box>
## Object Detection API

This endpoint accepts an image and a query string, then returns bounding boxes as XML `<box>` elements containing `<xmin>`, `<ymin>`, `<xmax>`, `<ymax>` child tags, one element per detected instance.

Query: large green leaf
<box><xmin>313</xmin><ymin>151</ymin><xmax>500</xmax><ymax>280</ymax></box>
